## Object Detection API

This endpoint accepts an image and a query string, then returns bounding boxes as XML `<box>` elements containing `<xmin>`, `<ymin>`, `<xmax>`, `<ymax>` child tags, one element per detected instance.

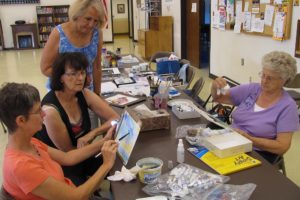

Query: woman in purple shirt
<box><xmin>211</xmin><ymin>51</ymin><xmax>299</xmax><ymax>163</ymax></box>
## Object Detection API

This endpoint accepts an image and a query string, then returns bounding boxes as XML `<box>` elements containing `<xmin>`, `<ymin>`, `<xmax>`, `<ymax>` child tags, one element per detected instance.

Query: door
<box><xmin>186</xmin><ymin>0</ymin><xmax>201</xmax><ymax>68</ymax></box>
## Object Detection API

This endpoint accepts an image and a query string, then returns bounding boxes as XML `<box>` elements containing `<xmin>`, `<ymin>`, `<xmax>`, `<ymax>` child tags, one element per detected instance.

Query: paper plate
<box><xmin>167</xmin><ymin>99</ymin><xmax>194</xmax><ymax>107</ymax></box>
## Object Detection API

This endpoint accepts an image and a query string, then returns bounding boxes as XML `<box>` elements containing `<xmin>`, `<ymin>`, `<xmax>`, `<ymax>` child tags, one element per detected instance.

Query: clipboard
<box><xmin>105</xmin><ymin>93</ymin><xmax>145</xmax><ymax>108</ymax></box>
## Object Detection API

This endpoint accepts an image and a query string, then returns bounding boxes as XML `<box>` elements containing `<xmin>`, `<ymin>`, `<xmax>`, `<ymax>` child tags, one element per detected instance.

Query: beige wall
<box><xmin>0</xmin><ymin>0</ymin><xmax>113</xmax><ymax>48</ymax></box>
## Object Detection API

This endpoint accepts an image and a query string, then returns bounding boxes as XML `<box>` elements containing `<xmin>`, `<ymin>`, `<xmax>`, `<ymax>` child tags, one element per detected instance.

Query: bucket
<box><xmin>136</xmin><ymin>157</ymin><xmax>163</xmax><ymax>184</ymax></box>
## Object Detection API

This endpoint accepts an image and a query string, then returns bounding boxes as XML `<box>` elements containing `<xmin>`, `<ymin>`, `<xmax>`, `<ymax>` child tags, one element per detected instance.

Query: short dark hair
<box><xmin>51</xmin><ymin>52</ymin><xmax>89</xmax><ymax>91</ymax></box>
<box><xmin>0</xmin><ymin>83</ymin><xmax>40</xmax><ymax>133</ymax></box>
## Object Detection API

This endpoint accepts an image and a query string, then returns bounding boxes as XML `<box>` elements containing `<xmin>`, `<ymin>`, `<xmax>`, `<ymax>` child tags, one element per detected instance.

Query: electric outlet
<box><xmin>241</xmin><ymin>58</ymin><xmax>244</xmax><ymax>66</ymax></box>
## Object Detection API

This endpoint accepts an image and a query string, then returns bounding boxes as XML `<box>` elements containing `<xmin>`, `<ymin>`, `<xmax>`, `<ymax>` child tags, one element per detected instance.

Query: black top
<box><xmin>35</xmin><ymin>90</ymin><xmax>91</xmax><ymax>148</ymax></box>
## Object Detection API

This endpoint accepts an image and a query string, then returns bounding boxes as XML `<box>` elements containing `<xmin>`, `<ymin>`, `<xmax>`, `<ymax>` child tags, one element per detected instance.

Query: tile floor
<box><xmin>0</xmin><ymin>35</ymin><xmax>300</xmax><ymax>188</ymax></box>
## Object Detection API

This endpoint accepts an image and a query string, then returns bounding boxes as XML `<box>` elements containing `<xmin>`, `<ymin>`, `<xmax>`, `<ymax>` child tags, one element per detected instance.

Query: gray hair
<box><xmin>69</xmin><ymin>0</ymin><xmax>106</xmax><ymax>28</ymax></box>
<box><xmin>262</xmin><ymin>51</ymin><xmax>297</xmax><ymax>85</ymax></box>
<box><xmin>0</xmin><ymin>83</ymin><xmax>40</xmax><ymax>133</ymax></box>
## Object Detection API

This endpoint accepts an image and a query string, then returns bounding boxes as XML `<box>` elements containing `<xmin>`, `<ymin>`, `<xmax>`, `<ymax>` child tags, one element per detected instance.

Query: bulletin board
<box><xmin>241</xmin><ymin>0</ymin><xmax>293</xmax><ymax>40</ymax></box>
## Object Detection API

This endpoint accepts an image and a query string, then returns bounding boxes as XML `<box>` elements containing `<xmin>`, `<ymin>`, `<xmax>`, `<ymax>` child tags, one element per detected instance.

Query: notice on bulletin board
<box><xmin>191</xmin><ymin>3</ymin><xmax>197</xmax><ymax>13</ymax></box>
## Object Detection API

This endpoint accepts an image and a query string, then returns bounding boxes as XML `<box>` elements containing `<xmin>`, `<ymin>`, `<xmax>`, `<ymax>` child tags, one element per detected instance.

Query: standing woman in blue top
<box><xmin>40</xmin><ymin>0</ymin><xmax>106</xmax><ymax>128</ymax></box>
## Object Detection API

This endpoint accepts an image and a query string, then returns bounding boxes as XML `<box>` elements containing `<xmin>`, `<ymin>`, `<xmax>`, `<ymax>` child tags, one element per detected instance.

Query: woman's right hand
<box><xmin>101</xmin><ymin>140</ymin><xmax>118</xmax><ymax>168</ymax></box>
<box><xmin>212</xmin><ymin>77</ymin><xmax>227</xmax><ymax>91</ymax></box>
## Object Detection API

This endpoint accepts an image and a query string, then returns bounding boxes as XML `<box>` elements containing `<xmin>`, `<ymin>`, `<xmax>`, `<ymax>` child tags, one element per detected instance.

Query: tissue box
<box><xmin>203</xmin><ymin>131</ymin><xmax>253</xmax><ymax>158</ymax></box>
<box><xmin>128</xmin><ymin>107</ymin><xmax>170</xmax><ymax>132</ymax></box>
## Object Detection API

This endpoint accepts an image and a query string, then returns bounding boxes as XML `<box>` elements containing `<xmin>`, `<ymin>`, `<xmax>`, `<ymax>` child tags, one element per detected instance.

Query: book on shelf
<box><xmin>187</xmin><ymin>146</ymin><xmax>261</xmax><ymax>175</ymax></box>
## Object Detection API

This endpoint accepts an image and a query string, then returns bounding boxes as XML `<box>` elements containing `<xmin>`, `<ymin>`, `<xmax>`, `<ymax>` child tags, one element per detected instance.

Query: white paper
<box><xmin>264</xmin><ymin>5</ymin><xmax>274</xmax><ymax>26</ymax></box>
<box><xmin>243</xmin><ymin>12</ymin><xmax>252</xmax><ymax>32</ymax></box>
<box><xmin>234</xmin><ymin>23</ymin><xmax>241</xmax><ymax>33</ymax></box>
<box><xmin>191</xmin><ymin>3</ymin><xmax>197</xmax><ymax>13</ymax></box>
<box><xmin>235</xmin><ymin>1</ymin><xmax>243</xmax><ymax>24</ymax></box>
<box><xmin>274</xmin><ymin>0</ymin><xmax>283</xmax><ymax>4</ymax></box>
<box><xmin>244</xmin><ymin>2</ymin><xmax>249</xmax><ymax>11</ymax></box>
<box><xmin>252</xmin><ymin>17</ymin><xmax>265</xmax><ymax>33</ymax></box>
<box><xmin>212</xmin><ymin>11</ymin><xmax>220</xmax><ymax>28</ymax></box>
<box><xmin>218</xmin><ymin>8</ymin><xmax>226</xmax><ymax>30</ymax></box>
<box><xmin>273</xmin><ymin>12</ymin><xmax>285</xmax><ymax>38</ymax></box>
<box><xmin>212</xmin><ymin>0</ymin><xmax>218</xmax><ymax>11</ymax></box>
<box><xmin>219</xmin><ymin>0</ymin><xmax>226</xmax><ymax>6</ymax></box>
<box><xmin>260</xmin><ymin>0</ymin><xmax>271</xmax><ymax>3</ymax></box>
<box><xmin>101</xmin><ymin>81</ymin><xmax>117</xmax><ymax>94</ymax></box>
<box><xmin>163</xmin><ymin>0</ymin><xmax>174</xmax><ymax>5</ymax></box>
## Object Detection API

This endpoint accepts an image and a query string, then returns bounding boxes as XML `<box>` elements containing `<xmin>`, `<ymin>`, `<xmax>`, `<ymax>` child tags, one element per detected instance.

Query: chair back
<box><xmin>189</xmin><ymin>77</ymin><xmax>205</xmax><ymax>100</ymax></box>
<box><xmin>185</xmin><ymin>65</ymin><xmax>197</xmax><ymax>89</ymax></box>
<box><xmin>272</xmin><ymin>156</ymin><xmax>286</xmax><ymax>176</ymax></box>
<box><xmin>0</xmin><ymin>186</ymin><xmax>14</xmax><ymax>200</ymax></box>
<box><xmin>285</xmin><ymin>73</ymin><xmax>300</xmax><ymax>88</ymax></box>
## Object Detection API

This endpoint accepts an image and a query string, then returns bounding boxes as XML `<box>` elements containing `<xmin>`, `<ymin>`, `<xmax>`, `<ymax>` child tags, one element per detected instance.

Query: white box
<box><xmin>203</xmin><ymin>131</ymin><xmax>253</xmax><ymax>158</ymax></box>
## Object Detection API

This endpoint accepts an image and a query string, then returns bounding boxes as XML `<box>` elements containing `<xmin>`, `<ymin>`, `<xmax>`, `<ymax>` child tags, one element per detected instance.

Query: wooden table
<box><xmin>109</xmin><ymin>95</ymin><xmax>300</xmax><ymax>200</ymax></box>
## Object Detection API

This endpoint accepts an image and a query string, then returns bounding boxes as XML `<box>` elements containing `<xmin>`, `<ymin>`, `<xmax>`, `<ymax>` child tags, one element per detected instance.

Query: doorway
<box><xmin>181</xmin><ymin>0</ymin><xmax>211</xmax><ymax>69</ymax></box>
<box><xmin>111</xmin><ymin>0</ymin><xmax>130</xmax><ymax>36</ymax></box>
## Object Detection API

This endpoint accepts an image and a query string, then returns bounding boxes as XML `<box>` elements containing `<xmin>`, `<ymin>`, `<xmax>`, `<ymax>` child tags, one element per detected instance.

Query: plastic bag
<box><xmin>142</xmin><ymin>163</ymin><xmax>230</xmax><ymax>199</ymax></box>
<box><xmin>202</xmin><ymin>183</ymin><xmax>257</xmax><ymax>200</ymax></box>
<box><xmin>176</xmin><ymin>124</ymin><xmax>206</xmax><ymax>139</ymax></box>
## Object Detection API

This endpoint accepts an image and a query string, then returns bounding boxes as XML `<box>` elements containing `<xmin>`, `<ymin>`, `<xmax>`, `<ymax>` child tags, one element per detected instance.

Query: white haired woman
<box><xmin>211</xmin><ymin>51</ymin><xmax>299</xmax><ymax>163</ymax></box>
<box><xmin>40</xmin><ymin>0</ymin><xmax>107</xmax><ymax>129</ymax></box>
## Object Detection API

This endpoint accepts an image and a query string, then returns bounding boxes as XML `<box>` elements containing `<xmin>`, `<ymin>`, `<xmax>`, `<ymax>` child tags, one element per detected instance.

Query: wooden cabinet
<box><xmin>36</xmin><ymin>5</ymin><xmax>69</xmax><ymax>47</ymax></box>
<box><xmin>138</xmin><ymin>16</ymin><xmax>173</xmax><ymax>59</ymax></box>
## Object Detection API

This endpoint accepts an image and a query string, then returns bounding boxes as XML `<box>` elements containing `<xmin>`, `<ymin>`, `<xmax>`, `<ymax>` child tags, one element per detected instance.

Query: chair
<box><xmin>285</xmin><ymin>73</ymin><xmax>300</xmax><ymax>109</ymax></box>
<box><xmin>202</xmin><ymin>76</ymin><xmax>239</xmax><ymax>124</ymax></box>
<box><xmin>175</xmin><ymin>63</ymin><xmax>196</xmax><ymax>90</ymax></box>
<box><xmin>272</xmin><ymin>156</ymin><xmax>286</xmax><ymax>176</ymax></box>
<box><xmin>0</xmin><ymin>186</ymin><xmax>14</xmax><ymax>200</ymax></box>
<box><xmin>184</xmin><ymin>77</ymin><xmax>205</xmax><ymax>100</ymax></box>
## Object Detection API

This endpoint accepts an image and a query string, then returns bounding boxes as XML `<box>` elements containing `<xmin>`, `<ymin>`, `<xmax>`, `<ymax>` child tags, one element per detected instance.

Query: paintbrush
<box><xmin>95</xmin><ymin>132</ymin><xmax>130</xmax><ymax>158</ymax></box>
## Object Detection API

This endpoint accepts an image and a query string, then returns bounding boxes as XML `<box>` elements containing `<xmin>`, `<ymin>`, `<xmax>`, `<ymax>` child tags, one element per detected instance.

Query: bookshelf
<box><xmin>36</xmin><ymin>5</ymin><xmax>69</xmax><ymax>47</ymax></box>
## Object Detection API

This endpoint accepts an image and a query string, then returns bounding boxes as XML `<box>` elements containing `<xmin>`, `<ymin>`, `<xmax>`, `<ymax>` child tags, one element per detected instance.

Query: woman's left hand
<box><xmin>77</xmin><ymin>133</ymin><xmax>94</xmax><ymax>148</ymax></box>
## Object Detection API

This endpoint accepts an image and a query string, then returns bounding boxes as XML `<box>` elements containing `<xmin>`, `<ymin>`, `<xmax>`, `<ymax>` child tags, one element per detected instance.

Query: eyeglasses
<box><xmin>258</xmin><ymin>72</ymin><xmax>282</xmax><ymax>82</ymax></box>
<box><xmin>64</xmin><ymin>70</ymin><xmax>86</xmax><ymax>78</ymax></box>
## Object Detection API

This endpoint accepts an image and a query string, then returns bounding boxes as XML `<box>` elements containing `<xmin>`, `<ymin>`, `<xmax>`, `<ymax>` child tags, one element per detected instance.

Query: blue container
<box><xmin>157</xmin><ymin>60</ymin><xmax>180</xmax><ymax>75</ymax></box>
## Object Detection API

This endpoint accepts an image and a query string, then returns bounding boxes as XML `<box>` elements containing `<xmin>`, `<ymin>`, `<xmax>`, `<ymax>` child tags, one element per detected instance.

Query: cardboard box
<box><xmin>203</xmin><ymin>131</ymin><xmax>252</xmax><ymax>158</ymax></box>
<box><xmin>128</xmin><ymin>106</ymin><xmax>170</xmax><ymax>132</ymax></box>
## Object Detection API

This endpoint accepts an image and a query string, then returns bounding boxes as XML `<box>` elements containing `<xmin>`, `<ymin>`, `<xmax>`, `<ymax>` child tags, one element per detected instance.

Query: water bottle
<box><xmin>177</xmin><ymin>139</ymin><xmax>185</xmax><ymax>163</ymax></box>
<box><xmin>101</xmin><ymin>48</ymin><xmax>107</xmax><ymax>67</ymax></box>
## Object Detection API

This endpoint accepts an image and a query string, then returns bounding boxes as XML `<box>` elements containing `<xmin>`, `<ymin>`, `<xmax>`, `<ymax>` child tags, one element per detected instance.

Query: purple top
<box><xmin>230</xmin><ymin>83</ymin><xmax>299</xmax><ymax>140</ymax></box>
